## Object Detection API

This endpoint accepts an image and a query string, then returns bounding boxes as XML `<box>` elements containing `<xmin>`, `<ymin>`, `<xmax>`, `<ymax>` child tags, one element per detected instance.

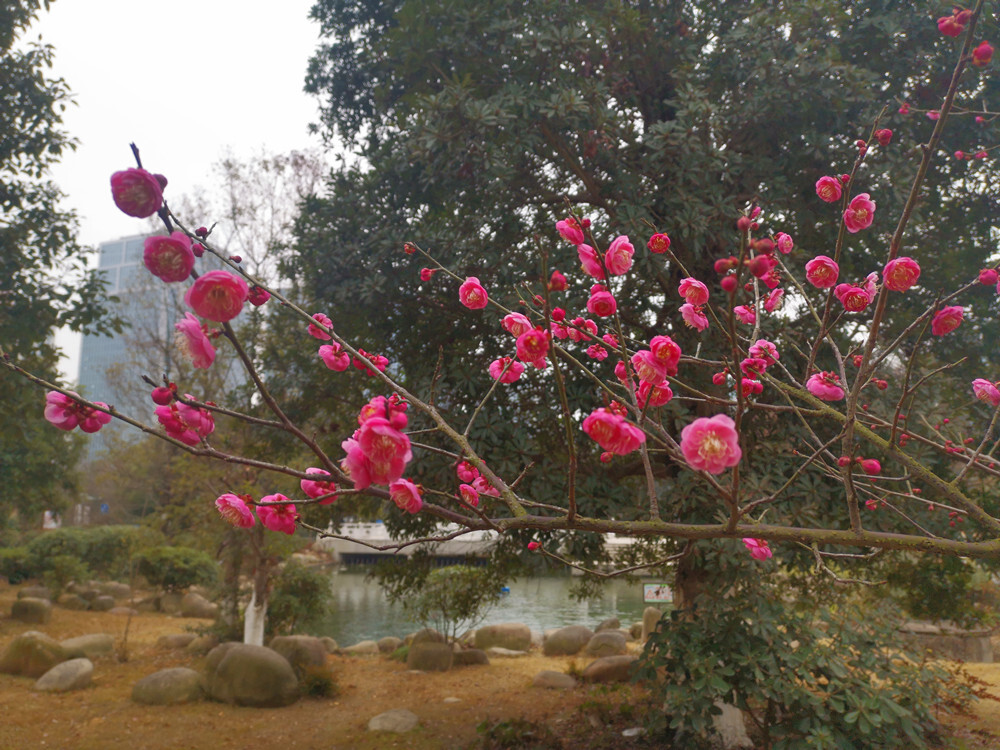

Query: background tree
<box><xmin>0</xmin><ymin>0</ymin><xmax>118</xmax><ymax>528</ymax></box>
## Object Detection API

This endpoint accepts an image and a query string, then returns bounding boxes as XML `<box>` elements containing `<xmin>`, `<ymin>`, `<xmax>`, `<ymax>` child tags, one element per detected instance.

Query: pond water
<box><xmin>316</xmin><ymin>570</ymin><xmax>665</xmax><ymax>645</ymax></box>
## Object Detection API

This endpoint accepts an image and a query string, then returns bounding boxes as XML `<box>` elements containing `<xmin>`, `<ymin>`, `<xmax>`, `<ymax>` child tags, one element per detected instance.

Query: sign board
<box><xmin>643</xmin><ymin>583</ymin><xmax>673</xmax><ymax>603</ymax></box>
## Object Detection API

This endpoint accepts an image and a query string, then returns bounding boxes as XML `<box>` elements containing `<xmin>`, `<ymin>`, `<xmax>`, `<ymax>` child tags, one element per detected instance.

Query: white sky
<box><xmin>32</xmin><ymin>0</ymin><xmax>328</xmax><ymax>380</ymax></box>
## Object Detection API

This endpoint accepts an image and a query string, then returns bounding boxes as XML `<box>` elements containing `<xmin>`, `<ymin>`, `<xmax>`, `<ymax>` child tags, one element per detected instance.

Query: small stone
<box><xmin>581</xmin><ymin>655</ymin><xmax>638</xmax><ymax>683</ymax></box>
<box><xmin>583</xmin><ymin>631</ymin><xmax>628</xmax><ymax>658</ymax></box>
<box><xmin>342</xmin><ymin>640</ymin><xmax>379</xmax><ymax>656</ymax></box>
<box><xmin>180</xmin><ymin>592</ymin><xmax>218</xmax><ymax>619</ymax></box>
<box><xmin>33</xmin><ymin>658</ymin><xmax>93</xmax><ymax>692</ymax></box>
<box><xmin>58</xmin><ymin>594</ymin><xmax>90</xmax><ymax>611</ymax></box>
<box><xmin>98</xmin><ymin>582</ymin><xmax>132</xmax><ymax>599</ymax></box>
<box><xmin>11</xmin><ymin>597</ymin><xmax>52</xmax><ymax>624</ymax></box>
<box><xmin>622</xmin><ymin>727</ymin><xmax>646</xmax><ymax>738</ymax></box>
<box><xmin>90</xmin><ymin>595</ymin><xmax>115</xmax><ymax>612</ymax></box>
<box><xmin>443</xmin><ymin>697</ymin><xmax>461</xmax><ymax>703</ymax></box>
<box><xmin>61</xmin><ymin>634</ymin><xmax>114</xmax><ymax>659</ymax></box>
<box><xmin>132</xmin><ymin>667</ymin><xmax>203</xmax><ymax>705</ymax></box>
<box><xmin>368</xmin><ymin>708</ymin><xmax>419</xmax><ymax>733</ymax></box>
<box><xmin>452</xmin><ymin>648</ymin><xmax>489</xmax><ymax>666</ymax></box>
<box><xmin>532</xmin><ymin>670</ymin><xmax>577</xmax><ymax>689</ymax></box>
<box><xmin>485</xmin><ymin>647</ymin><xmax>527</xmax><ymax>658</ymax></box>
<box><xmin>377</xmin><ymin>636</ymin><xmax>403</xmax><ymax>654</ymax></box>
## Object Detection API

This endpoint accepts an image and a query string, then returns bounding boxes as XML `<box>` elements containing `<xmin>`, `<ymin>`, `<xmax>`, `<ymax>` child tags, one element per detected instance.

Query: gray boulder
<box><xmin>76</xmin><ymin>588</ymin><xmax>100</xmax><ymax>602</ymax></box>
<box><xmin>320</xmin><ymin>637</ymin><xmax>339</xmax><ymax>654</ymax></box>
<box><xmin>61</xmin><ymin>634</ymin><xmax>114</xmax><ymax>659</ymax></box>
<box><xmin>181</xmin><ymin>592</ymin><xmax>218</xmax><ymax>619</ymax></box>
<box><xmin>584</xmin><ymin>631</ymin><xmax>628</xmax><ymax>657</ymax></box>
<box><xmin>581</xmin><ymin>655</ymin><xmax>638</xmax><ymax>683</ymax></box>
<box><xmin>407</xmin><ymin>642</ymin><xmax>453</xmax><ymax>672</ymax></box>
<box><xmin>595</xmin><ymin>617</ymin><xmax>620</xmax><ymax>633</ymax></box>
<box><xmin>34</xmin><ymin>658</ymin><xmax>93</xmax><ymax>692</ymax></box>
<box><xmin>474</xmin><ymin>623</ymin><xmax>531</xmax><ymax>652</ymax></box>
<box><xmin>453</xmin><ymin>648</ymin><xmax>489</xmax><ymax>666</ymax></box>
<box><xmin>18</xmin><ymin>586</ymin><xmax>52</xmax><ymax>601</ymax></box>
<box><xmin>269</xmin><ymin>635</ymin><xmax>328</xmax><ymax>678</ymax></box>
<box><xmin>203</xmin><ymin>643</ymin><xmax>300</xmax><ymax>708</ymax></box>
<box><xmin>485</xmin><ymin>647</ymin><xmax>527</xmax><ymax>658</ymax></box>
<box><xmin>377</xmin><ymin>636</ymin><xmax>403</xmax><ymax>654</ymax></box>
<box><xmin>641</xmin><ymin>606</ymin><xmax>662</xmax><ymax>642</ymax></box>
<box><xmin>90</xmin><ymin>595</ymin><xmax>115</xmax><ymax>612</ymax></box>
<box><xmin>408</xmin><ymin>628</ymin><xmax>446</xmax><ymax>646</ymax></box>
<box><xmin>158</xmin><ymin>591</ymin><xmax>184</xmax><ymax>614</ymax></box>
<box><xmin>185</xmin><ymin>634</ymin><xmax>219</xmax><ymax>655</ymax></box>
<box><xmin>59</xmin><ymin>594</ymin><xmax>90</xmax><ymax>611</ymax></box>
<box><xmin>368</xmin><ymin>708</ymin><xmax>419</xmax><ymax>733</ymax></box>
<box><xmin>12</xmin><ymin>597</ymin><xmax>52</xmax><ymax>624</ymax></box>
<box><xmin>0</xmin><ymin>631</ymin><xmax>69</xmax><ymax>678</ymax></box>
<box><xmin>98</xmin><ymin>581</ymin><xmax>132</xmax><ymax>599</ymax></box>
<box><xmin>133</xmin><ymin>667</ymin><xmax>204</xmax><ymax>705</ymax></box>
<box><xmin>532</xmin><ymin>670</ymin><xmax>577</xmax><ymax>689</ymax></box>
<box><xmin>342</xmin><ymin>640</ymin><xmax>379</xmax><ymax>656</ymax></box>
<box><xmin>543</xmin><ymin>625</ymin><xmax>594</xmax><ymax>656</ymax></box>
<box><xmin>711</xmin><ymin>701</ymin><xmax>753</xmax><ymax>749</ymax></box>
<box><xmin>157</xmin><ymin>633</ymin><xmax>197</xmax><ymax>650</ymax></box>
<box><xmin>629</xmin><ymin>622</ymin><xmax>643</xmax><ymax>640</ymax></box>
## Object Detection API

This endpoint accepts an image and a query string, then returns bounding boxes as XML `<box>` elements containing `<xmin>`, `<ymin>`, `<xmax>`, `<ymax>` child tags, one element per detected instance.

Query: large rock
<box><xmin>203</xmin><ymin>643</ymin><xmax>300</xmax><ymax>708</ymax></box>
<box><xmin>133</xmin><ymin>667</ymin><xmax>204</xmax><ymax>705</ymax></box>
<box><xmin>320</xmin><ymin>637</ymin><xmax>339</xmax><ymax>654</ymax></box>
<box><xmin>90</xmin><ymin>595</ymin><xmax>115</xmax><ymax>612</ymax></box>
<box><xmin>269</xmin><ymin>635</ymin><xmax>328</xmax><ymax>678</ymax></box>
<box><xmin>59</xmin><ymin>594</ymin><xmax>90</xmax><ymax>611</ymax></box>
<box><xmin>711</xmin><ymin>701</ymin><xmax>753</xmax><ymax>749</ymax></box>
<box><xmin>475</xmin><ymin>623</ymin><xmax>531</xmax><ymax>652</ymax></box>
<box><xmin>452</xmin><ymin>648</ymin><xmax>489</xmax><ymax>666</ymax></box>
<box><xmin>368</xmin><ymin>708</ymin><xmax>419</xmax><ymax>733</ymax></box>
<box><xmin>581</xmin><ymin>655</ymin><xmax>638</xmax><ymax>684</ymax></box>
<box><xmin>61</xmin><ymin>634</ymin><xmax>115</xmax><ymax>659</ymax></box>
<box><xmin>157</xmin><ymin>633</ymin><xmax>197</xmax><ymax>650</ymax></box>
<box><xmin>583</xmin><ymin>631</ymin><xmax>628</xmax><ymax>657</ymax></box>
<box><xmin>12</xmin><ymin>597</ymin><xmax>52</xmax><ymax>624</ymax></box>
<box><xmin>98</xmin><ymin>581</ymin><xmax>132</xmax><ymax>599</ymax></box>
<box><xmin>532</xmin><ymin>670</ymin><xmax>577</xmax><ymax>689</ymax></box>
<box><xmin>595</xmin><ymin>617</ymin><xmax>620</xmax><ymax>633</ymax></box>
<box><xmin>408</xmin><ymin>628</ymin><xmax>446</xmax><ymax>646</ymax></box>
<box><xmin>543</xmin><ymin>625</ymin><xmax>593</xmax><ymax>656</ymax></box>
<box><xmin>18</xmin><ymin>586</ymin><xmax>52</xmax><ymax>601</ymax></box>
<box><xmin>180</xmin><ymin>592</ymin><xmax>218</xmax><ymax>619</ymax></box>
<box><xmin>378</xmin><ymin>636</ymin><xmax>403</xmax><ymax>654</ymax></box>
<box><xmin>185</xmin><ymin>634</ymin><xmax>219</xmax><ymax>655</ymax></box>
<box><xmin>641</xmin><ymin>607</ymin><xmax>662</xmax><ymax>642</ymax></box>
<box><xmin>33</xmin><ymin>658</ymin><xmax>93</xmax><ymax>692</ymax></box>
<box><xmin>407</xmin><ymin>642</ymin><xmax>453</xmax><ymax>672</ymax></box>
<box><xmin>342</xmin><ymin>640</ymin><xmax>379</xmax><ymax>656</ymax></box>
<box><xmin>158</xmin><ymin>591</ymin><xmax>184</xmax><ymax>614</ymax></box>
<box><xmin>0</xmin><ymin>631</ymin><xmax>69</xmax><ymax>678</ymax></box>
<box><xmin>629</xmin><ymin>622</ymin><xmax>643</xmax><ymax>640</ymax></box>
<box><xmin>76</xmin><ymin>588</ymin><xmax>100</xmax><ymax>602</ymax></box>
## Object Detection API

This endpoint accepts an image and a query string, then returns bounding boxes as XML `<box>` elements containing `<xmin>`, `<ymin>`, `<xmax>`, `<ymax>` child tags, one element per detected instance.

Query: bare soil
<box><xmin>1</xmin><ymin>581</ymin><xmax>998</xmax><ymax>750</ymax></box>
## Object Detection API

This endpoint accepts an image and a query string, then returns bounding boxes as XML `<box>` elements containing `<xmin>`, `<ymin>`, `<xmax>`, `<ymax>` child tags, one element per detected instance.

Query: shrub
<box><xmin>43</xmin><ymin>555</ymin><xmax>91</xmax><ymax>599</ymax></box>
<box><xmin>0</xmin><ymin>547</ymin><xmax>34</xmax><ymax>583</ymax></box>
<box><xmin>266</xmin><ymin>561</ymin><xmax>332</xmax><ymax>636</ymax></box>
<box><xmin>135</xmin><ymin>546</ymin><xmax>218</xmax><ymax>591</ymax></box>
<box><xmin>404</xmin><ymin>564</ymin><xmax>503</xmax><ymax>643</ymax></box>
<box><xmin>26</xmin><ymin>525</ymin><xmax>161</xmax><ymax>579</ymax></box>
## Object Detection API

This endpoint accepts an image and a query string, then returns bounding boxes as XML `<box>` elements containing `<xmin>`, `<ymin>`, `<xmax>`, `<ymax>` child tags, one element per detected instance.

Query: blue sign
<box><xmin>100</xmin><ymin>503</ymin><xmax>110</xmax><ymax>514</ymax></box>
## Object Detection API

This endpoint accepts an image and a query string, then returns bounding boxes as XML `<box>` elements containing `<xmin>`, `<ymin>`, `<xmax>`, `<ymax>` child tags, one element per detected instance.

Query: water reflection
<box><xmin>318</xmin><ymin>570</ymin><xmax>660</xmax><ymax>645</ymax></box>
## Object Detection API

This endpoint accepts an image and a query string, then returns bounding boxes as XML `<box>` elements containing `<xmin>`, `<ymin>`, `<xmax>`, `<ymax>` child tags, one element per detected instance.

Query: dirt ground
<box><xmin>1</xmin><ymin>581</ymin><xmax>999</xmax><ymax>750</ymax></box>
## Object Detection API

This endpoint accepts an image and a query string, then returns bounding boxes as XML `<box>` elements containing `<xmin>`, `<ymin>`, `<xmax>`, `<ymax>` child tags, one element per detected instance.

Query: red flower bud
<box><xmin>720</xmin><ymin>275</ymin><xmax>738</xmax><ymax>293</ymax></box>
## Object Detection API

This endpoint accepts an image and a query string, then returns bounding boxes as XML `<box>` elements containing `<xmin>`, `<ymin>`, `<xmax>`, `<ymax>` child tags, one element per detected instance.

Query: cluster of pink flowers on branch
<box><xmin>44</xmin><ymin>391</ymin><xmax>112</xmax><ymax>433</ymax></box>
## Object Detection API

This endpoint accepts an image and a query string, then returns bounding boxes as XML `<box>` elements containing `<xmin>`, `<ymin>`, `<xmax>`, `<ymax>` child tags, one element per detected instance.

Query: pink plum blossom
<box><xmin>972</xmin><ymin>41</ymin><xmax>994</xmax><ymax>67</ymax></box>
<box><xmin>815</xmin><ymin>176</ymin><xmax>843</xmax><ymax>203</ymax></box>
<box><xmin>390</xmin><ymin>479</ymin><xmax>423</xmax><ymax>513</ymax></box>
<box><xmin>548</xmin><ymin>269</ymin><xmax>568</xmax><ymax>291</ymax></box>
<box><xmin>637</xmin><ymin>381</ymin><xmax>674</xmax><ymax>408</ymax></box>
<box><xmin>972</xmin><ymin>379</ymin><xmax>1000</xmax><ymax>407</ymax></box>
<box><xmin>734</xmin><ymin>305</ymin><xmax>756</xmax><ymax>325</ymax></box>
<box><xmin>184</xmin><ymin>270</ymin><xmax>248</xmax><ymax>322</ymax></box>
<box><xmin>582</xmin><ymin>408</ymin><xmax>646</xmax><ymax>455</ymax></box>
<box><xmin>308</xmin><ymin>313</ymin><xmax>333</xmax><ymax>340</ymax></box>
<box><xmin>806</xmin><ymin>371</ymin><xmax>845</xmax><ymax>401</ymax></box>
<box><xmin>567</xmin><ymin>318</ymin><xmax>598</xmax><ymax>342</ymax></box>
<box><xmin>355</xmin><ymin>417</ymin><xmax>412</xmax><ymax>486</ymax></box>
<box><xmin>587</xmin><ymin>344</ymin><xmax>608</xmax><ymax>360</ymax></box>
<box><xmin>748</xmin><ymin>340</ymin><xmax>779</xmax><ymax>367</ymax></box>
<box><xmin>44</xmin><ymin>391</ymin><xmax>83</xmax><ymax>431</ymax></box>
<box><xmin>774</xmin><ymin>232</ymin><xmax>794</xmax><ymax>255</ymax></box>
<box><xmin>155</xmin><ymin>398</ymin><xmax>215</xmax><ymax>445</ymax></box>
<box><xmin>763</xmin><ymin>289</ymin><xmax>784</xmax><ymax>313</ymax></box>
<box><xmin>650</xmin><ymin>335</ymin><xmax>681</xmax><ymax>375</ymax></box>
<box><xmin>834</xmin><ymin>283</ymin><xmax>873</xmax><ymax>312</ymax></box>
<box><xmin>805</xmin><ymin>255</ymin><xmax>839</xmax><ymax>288</ymax></box>
<box><xmin>319</xmin><ymin>343</ymin><xmax>351</xmax><ymax>371</ymax></box>
<box><xmin>143</xmin><ymin>233</ymin><xmax>195</xmax><ymax>283</ymax></box>
<box><xmin>472</xmin><ymin>475</ymin><xmax>501</xmax><ymax>498</ymax></box>
<box><xmin>215</xmin><ymin>494</ymin><xmax>256</xmax><ymax>528</ymax></box>
<box><xmin>459</xmin><ymin>483</ymin><xmax>480</xmax><ymax>507</ymax></box>
<box><xmin>556</xmin><ymin>217</ymin><xmax>585</xmax><ymax>245</ymax></box>
<box><xmin>632</xmin><ymin>350</ymin><xmax>667</xmax><ymax>385</ymax></box>
<box><xmin>489</xmin><ymin>356</ymin><xmax>525</xmax><ymax>383</ymax></box>
<box><xmin>743</xmin><ymin>538</ymin><xmax>772</xmax><ymax>561</ymax></box>
<box><xmin>256</xmin><ymin>495</ymin><xmax>298</xmax><ymax>535</ymax></box>
<box><xmin>883</xmin><ymin>257</ymin><xmax>920</xmax><ymax>292</ymax></box>
<box><xmin>516</xmin><ymin>328</ymin><xmax>549</xmax><ymax>367</ymax></box>
<box><xmin>248</xmin><ymin>286</ymin><xmax>271</xmax><ymax>306</ymax></box>
<box><xmin>502</xmin><ymin>313</ymin><xmax>533</xmax><ymax>337</ymax></box>
<box><xmin>680</xmin><ymin>303</ymin><xmax>709</xmax><ymax>331</ymax></box>
<box><xmin>577</xmin><ymin>244</ymin><xmax>605</xmax><ymax>279</ymax></box>
<box><xmin>456</xmin><ymin>461</ymin><xmax>480</xmax><ymax>483</ymax></box>
<box><xmin>110</xmin><ymin>168</ymin><xmax>163</xmax><ymax>218</ymax></box>
<box><xmin>680</xmin><ymin>414</ymin><xmax>742</xmax><ymax>474</ymax></box>
<box><xmin>175</xmin><ymin>313</ymin><xmax>215</xmax><ymax>369</ymax></box>
<box><xmin>678</xmin><ymin>277</ymin><xmax>709</xmax><ymax>305</ymax></box>
<box><xmin>647</xmin><ymin>233</ymin><xmax>671</xmax><ymax>253</ymax></box>
<box><xmin>527</xmin><ymin>541</ymin><xmax>541</xmax><ymax>551</ymax></box>
<box><xmin>301</xmin><ymin>468</ymin><xmax>338</xmax><ymax>504</ymax></box>
<box><xmin>604</xmin><ymin>236</ymin><xmax>634</xmax><ymax>276</ymax></box>
<box><xmin>931</xmin><ymin>306</ymin><xmax>964</xmax><ymax>336</ymax></box>
<box><xmin>459</xmin><ymin>277</ymin><xmax>489</xmax><ymax>309</ymax></box>
<box><xmin>859</xmin><ymin>458</ymin><xmax>881</xmax><ymax>475</ymax></box>
<box><xmin>843</xmin><ymin>193</ymin><xmax>876</xmax><ymax>233</ymax></box>
<box><xmin>587</xmin><ymin>287</ymin><xmax>617</xmax><ymax>317</ymax></box>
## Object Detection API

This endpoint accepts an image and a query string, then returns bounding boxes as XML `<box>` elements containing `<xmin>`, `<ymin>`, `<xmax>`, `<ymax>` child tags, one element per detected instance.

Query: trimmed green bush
<box><xmin>135</xmin><ymin>546</ymin><xmax>218</xmax><ymax>591</ymax></box>
<box><xmin>26</xmin><ymin>525</ymin><xmax>161</xmax><ymax>579</ymax></box>
<box><xmin>43</xmin><ymin>555</ymin><xmax>90</xmax><ymax>599</ymax></box>
<box><xmin>267</xmin><ymin>562</ymin><xmax>332</xmax><ymax>636</ymax></box>
<box><xmin>0</xmin><ymin>547</ymin><xmax>33</xmax><ymax>583</ymax></box>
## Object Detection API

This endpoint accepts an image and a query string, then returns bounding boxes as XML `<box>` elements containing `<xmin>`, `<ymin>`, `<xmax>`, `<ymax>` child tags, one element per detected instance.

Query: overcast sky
<box><xmin>32</xmin><ymin>0</ymin><xmax>328</xmax><ymax>379</ymax></box>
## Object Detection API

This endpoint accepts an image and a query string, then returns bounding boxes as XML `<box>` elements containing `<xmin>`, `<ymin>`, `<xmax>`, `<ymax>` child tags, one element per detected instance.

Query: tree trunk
<box><xmin>243</xmin><ymin>564</ymin><xmax>269</xmax><ymax>646</ymax></box>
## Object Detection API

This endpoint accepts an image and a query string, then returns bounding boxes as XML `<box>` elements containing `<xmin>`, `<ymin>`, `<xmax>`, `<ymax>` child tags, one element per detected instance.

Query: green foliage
<box><xmin>473</xmin><ymin>717</ymin><xmax>562</xmax><ymax>750</ymax></box>
<box><xmin>0</xmin><ymin>547</ymin><xmax>33</xmax><ymax>583</ymax></box>
<box><xmin>134</xmin><ymin>546</ymin><xmax>218</xmax><ymax>591</ymax></box>
<box><xmin>266</xmin><ymin>562</ymin><xmax>333</xmax><ymax>636</ymax></box>
<box><xmin>637</xmin><ymin>579</ymin><xmax>973</xmax><ymax>750</ymax></box>
<box><xmin>301</xmin><ymin>664</ymin><xmax>339</xmax><ymax>698</ymax></box>
<box><xmin>26</xmin><ymin>525</ymin><xmax>159</xmax><ymax>579</ymax></box>
<box><xmin>888</xmin><ymin>556</ymin><xmax>994</xmax><ymax>629</ymax></box>
<box><xmin>42</xmin><ymin>554</ymin><xmax>90</xmax><ymax>600</ymax></box>
<box><xmin>394</xmin><ymin>564</ymin><xmax>503</xmax><ymax>643</ymax></box>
